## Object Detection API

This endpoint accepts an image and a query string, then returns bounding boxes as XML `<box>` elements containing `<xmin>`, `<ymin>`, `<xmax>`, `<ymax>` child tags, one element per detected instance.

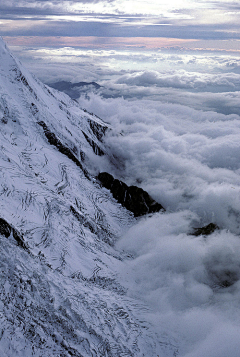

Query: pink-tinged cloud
<box><xmin>4</xmin><ymin>36</ymin><xmax>240</xmax><ymax>53</ymax></box>
<box><xmin>4</xmin><ymin>36</ymin><xmax>196</xmax><ymax>49</ymax></box>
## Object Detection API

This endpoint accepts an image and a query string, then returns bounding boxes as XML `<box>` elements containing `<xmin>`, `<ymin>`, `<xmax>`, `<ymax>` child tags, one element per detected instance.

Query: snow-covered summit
<box><xmin>0</xmin><ymin>38</ymin><xmax>172</xmax><ymax>356</ymax></box>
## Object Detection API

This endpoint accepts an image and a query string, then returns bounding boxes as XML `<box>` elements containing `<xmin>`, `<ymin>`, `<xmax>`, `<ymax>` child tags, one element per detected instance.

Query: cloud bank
<box><xmin>78</xmin><ymin>93</ymin><xmax>240</xmax><ymax>230</ymax></box>
<box><xmin>8</xmin><ymin>45</ymin><xmax>240</xmax><ymax>117</ymax></box>
<box><xmin>77</xmin><ymin>90</ymin><xmax>240</xmax><ymax>355</ymax></box>
<box><xmin>115</xmin><ymin>70</ymin><xmax>240</xmax><ymax>90</ymax></box>
<box><xmin>117</xmin><ymin>214</ymin><xmax>240</xmax><ymax>356</ymax></box>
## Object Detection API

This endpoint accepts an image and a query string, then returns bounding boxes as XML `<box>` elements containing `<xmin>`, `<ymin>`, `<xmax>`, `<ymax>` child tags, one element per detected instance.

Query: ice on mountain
<box><xmin>0</xmin><ymin>36</ymin><xmax>175</xmax><ymax>356</ymax></box>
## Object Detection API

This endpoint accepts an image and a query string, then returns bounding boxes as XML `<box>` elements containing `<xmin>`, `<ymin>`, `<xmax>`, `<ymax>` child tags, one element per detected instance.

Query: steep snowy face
<box><xmin>0</xmin><ymin>37</ymin><xmax>170</xmax><ymax>356</ymax></box>
<box><xmin>0</xmin><ymin>36</ymin><xmax>115</xmax><ymax>262</ymax></box>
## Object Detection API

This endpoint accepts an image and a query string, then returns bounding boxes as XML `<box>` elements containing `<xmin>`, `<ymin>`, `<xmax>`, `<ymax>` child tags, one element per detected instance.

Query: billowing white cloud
<box><xmin>78</xmin><ymin>87</ymin><xmax>240</xmax><ymax>355</ymax></box>
<box><xmin>9</xmin><ymin>44</ymin><xmax>239</xmax><ymax>116</ymax></box>
<box><xmin>78</xmin><ymin>93</ymin><xmax>240</xmax><ymax>229</ymax></box>
<box><xmin>115</xmin><ymin>69</ymin><xmax>240</xmax><ymax>90</ymax></box>
<box><xmin>116</xmin><ymin>213</ymin><xmax>240</xmax><ymax>356</ymax></box>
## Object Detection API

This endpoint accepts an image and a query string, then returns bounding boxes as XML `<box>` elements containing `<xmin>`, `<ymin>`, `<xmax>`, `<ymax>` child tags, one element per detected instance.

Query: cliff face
<box><xmin>0</xmin><ymin>38</ymin><xmax>173</xmax><ymax>356</ymax></box>
<box><xmin>98</xmin><ymin>172</ymin><xmax>165</xmax><ymax>217</ymax></box>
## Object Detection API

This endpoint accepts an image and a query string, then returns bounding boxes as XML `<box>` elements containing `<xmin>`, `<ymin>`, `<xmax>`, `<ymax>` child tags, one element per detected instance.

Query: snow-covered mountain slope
<box><xmin>0</xmin><ymin>37</ymin><xmax>177</xmax><ymax>356</ymax></box>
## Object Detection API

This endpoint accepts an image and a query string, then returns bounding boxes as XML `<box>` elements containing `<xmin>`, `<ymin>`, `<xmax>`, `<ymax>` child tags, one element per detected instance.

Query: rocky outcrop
<box><xmin>191</xmin><ymin>223</ymin><xmax>219</xmax><ymax>236</ymax></box>
<box><xmin>38</xmin><ymin>121</ymin><xmax>90</xmax><ymax>179</ymax></box>
<box><xmin>97</xmin><ymin>172</ymin><xmax>165</xmax><ymax>217</ymax></box>
<box><xmin>88</xmin><ymin>118</ymin><xmax>108</xmax><ymax>142</ymax></box>
<box><xmin>82</xmin><ymin>131</ymin><xmax>105</xmax><ymax>156</ymax></box>
<box><xmin>0</xmin><ymin>217</ymin><xmax>28</xmax><ymax>250</ymax></box>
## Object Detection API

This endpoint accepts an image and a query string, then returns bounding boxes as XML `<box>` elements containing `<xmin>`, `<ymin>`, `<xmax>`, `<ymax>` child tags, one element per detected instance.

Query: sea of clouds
<box><xmin>79</xmin><ymin>93</ymin><xmax>240</xmax><ymax>230</ymax></box>
<box><xmin>14</xmin><ymin>45</ymin><xmax>240</xmax><ymax>355</ymax></box>
<box><xmin>78</xmin><ymin>79</ymin><xmax>240</xmax><ymax>355</ymax></box>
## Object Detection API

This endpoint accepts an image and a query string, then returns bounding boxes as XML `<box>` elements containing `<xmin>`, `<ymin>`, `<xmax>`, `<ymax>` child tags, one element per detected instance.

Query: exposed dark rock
<box><xmin>30</xmin><ymin>102</ymin><xmax>39</xmax><ymax>115</ymax></box>
<box><xmin>191</xmin><ymin>223</ymin><xmax>219</xmax><ymax>236</ymax></box>
<box><xmin>88</xmin><ymin>119</ymin><xmax>108</xmax><ymax>142</ymax></box>
<box><xmin>213</xmin><ymin>270</ymin><xmax>239</xmax><ymax>288</ymax></box>
<box><xmin>82</xmin><ymin>131</ymin><xmax>105</xmax><ymax>156</ymax></box>
<box><xmin>70</xmin><ymin>205</ymin><xmax>113</xmax><ymax>245</ymax></box>
<box><xmin>12</xmin><ymin>67</ymin><xmax>38</xmax><ymax>100</ymax></box>
<box><xmin>38</xmin><ymin>121</ymin><xmax>90</xmax><ymax>179</ymax></box>
<box><xmin>1</xmin><ymin>115</ymin><xmax>8</xmax><ymax>124</ymax></box>
<box><xmin>98</xmin><ymin>172</ymin><xmax>114</xmax><ymax>190</ymax></box>
<box><xmin>0</xmin><ymin>217</ymin><xmax>28</xmax><ymax>249</ymax></box>
<box><xmin>70</xmin><ymin>205</ymin><xmax>95</xmax><ymax>233</ymax></box>
<box><xmin>97</xmin><ymin>172</ymin><xmax>165</xmax><ymax>217</ymax></box>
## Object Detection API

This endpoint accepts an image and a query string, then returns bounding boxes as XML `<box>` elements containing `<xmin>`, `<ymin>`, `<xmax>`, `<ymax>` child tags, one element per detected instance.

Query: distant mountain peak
<box><xmin>47</xmin><ymin>80</ymin><xmax>102</xmax><ymax>99</ymax></box>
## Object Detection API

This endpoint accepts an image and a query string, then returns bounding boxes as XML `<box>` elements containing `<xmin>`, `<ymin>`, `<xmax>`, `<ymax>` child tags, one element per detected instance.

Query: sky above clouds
<box><xmin>1</xmin><ymin>0</ymin><xmax>240</xmax><ymax>51</ymax></box>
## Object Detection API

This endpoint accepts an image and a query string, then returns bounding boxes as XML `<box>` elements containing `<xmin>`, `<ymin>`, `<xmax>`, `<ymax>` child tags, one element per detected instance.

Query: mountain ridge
<box><xmin>48</xmin><ymin>81</ymin><xmax>102</xmax><ymax>100</ymax></box>
<box><xmin>0</xmin><ymin>37</ymin><xmax>175</xmax><ymax>356</ymax></box>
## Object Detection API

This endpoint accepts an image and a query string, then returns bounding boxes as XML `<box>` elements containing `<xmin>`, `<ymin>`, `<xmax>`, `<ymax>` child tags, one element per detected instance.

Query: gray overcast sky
<box><xmin>1</xmin><ymin>0</ymin><xmax>240</xmax><ymax>52</ymax></box>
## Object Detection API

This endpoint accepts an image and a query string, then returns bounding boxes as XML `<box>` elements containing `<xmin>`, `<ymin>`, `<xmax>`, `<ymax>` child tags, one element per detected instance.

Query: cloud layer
<box><xmin>78</xmin><ymin>93</ymin><xmax>240</xmax><ymax>230</ymax></box>
<box><xmin>78</xmin><ymin>88</ymin><xmax>240</xmax><ymax>355</ymax></box>
<box><xmin>115</xmin><ymin>70</ymin><xmax>240</xmax><ymax>90</ymax></box>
